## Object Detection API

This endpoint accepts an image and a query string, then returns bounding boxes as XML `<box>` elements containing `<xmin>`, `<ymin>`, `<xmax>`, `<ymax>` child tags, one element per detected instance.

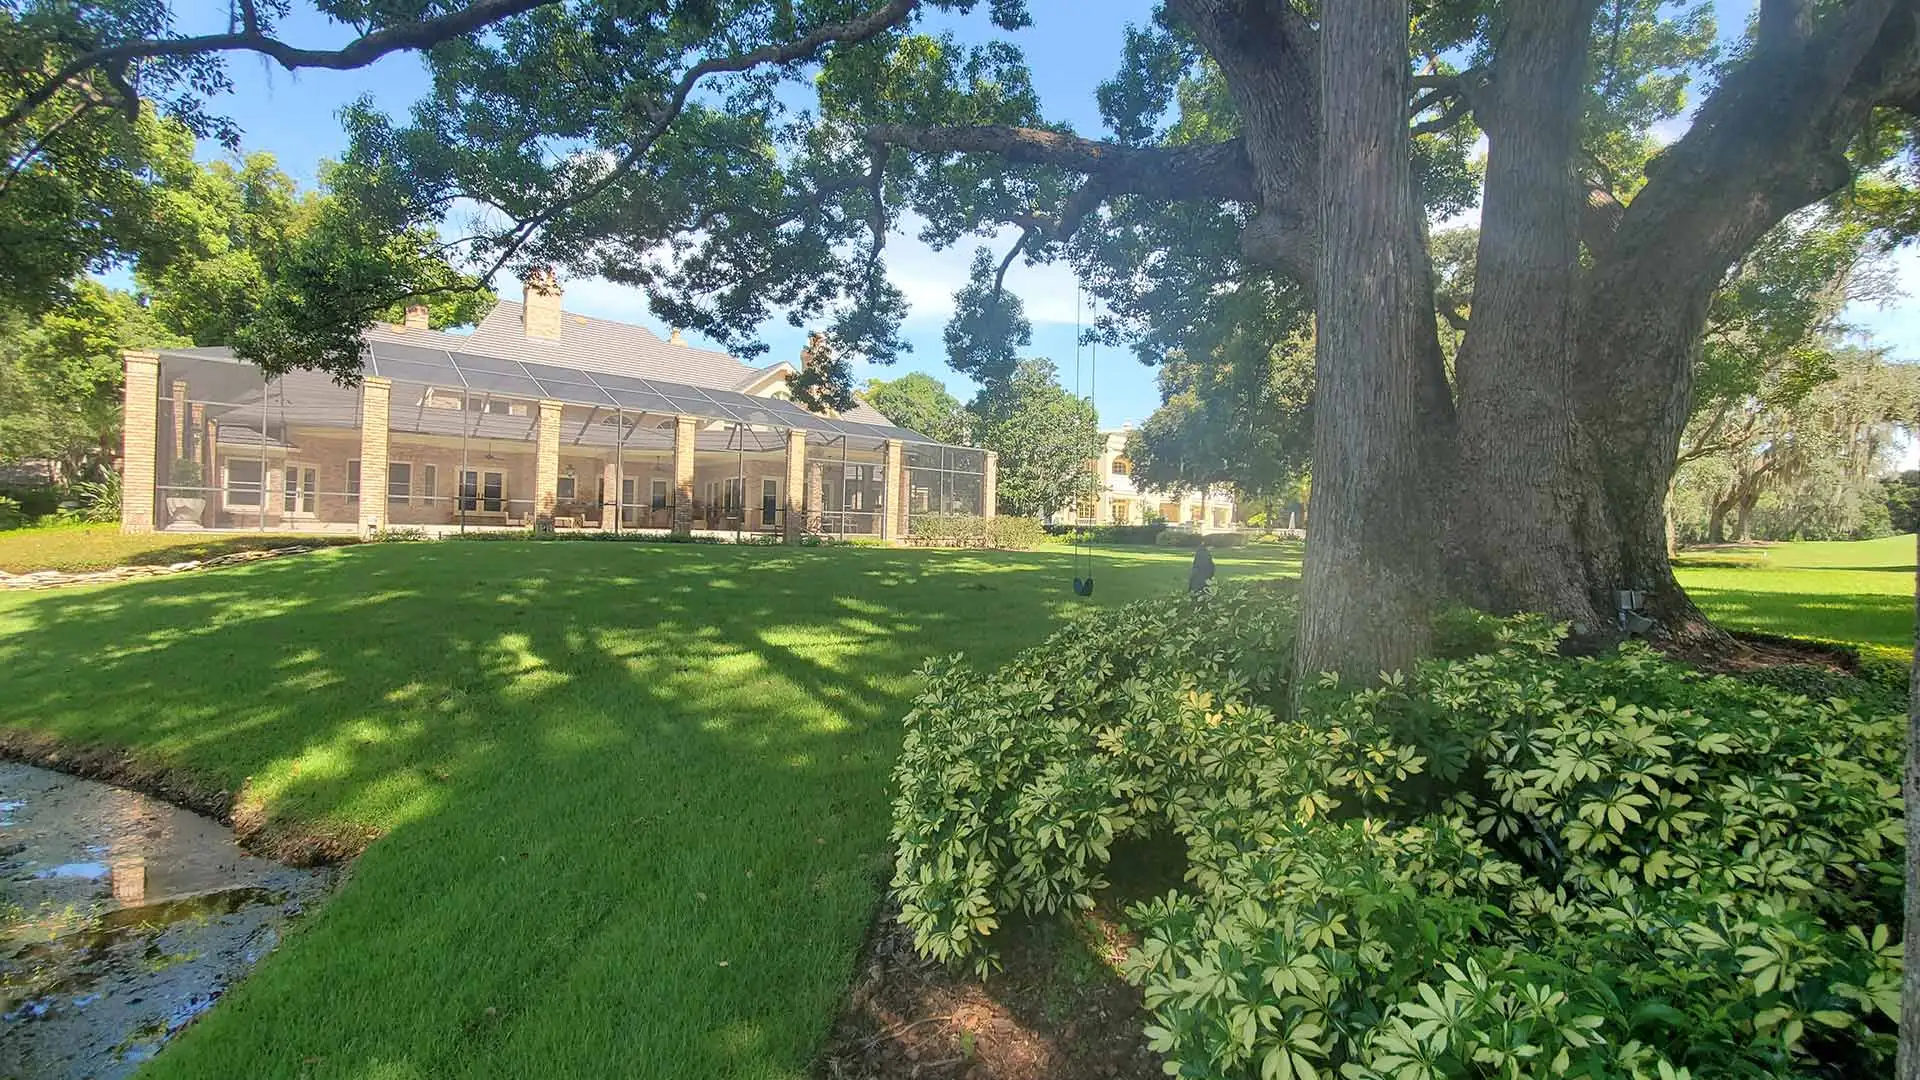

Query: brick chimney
<box><xmin>521</xmin><ymin>266</ymin><xmax>563</xmax><ymax>340</ymax></box>
<box><xmin>403</xmin><ymin>304</ymin><xmax>429</xmax><ymax>331</ymax></box>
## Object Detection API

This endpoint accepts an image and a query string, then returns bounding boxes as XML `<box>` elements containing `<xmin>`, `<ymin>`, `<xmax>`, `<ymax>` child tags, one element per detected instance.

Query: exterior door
<box><xmin>282</xmin><ymin>465</ymin><xmax>317</xmax><ymax>516</ymax></box>
<box><xmin>460</xmin><ymin>470</ymin><xmax>506</xmax><ymax>513</ymax></box>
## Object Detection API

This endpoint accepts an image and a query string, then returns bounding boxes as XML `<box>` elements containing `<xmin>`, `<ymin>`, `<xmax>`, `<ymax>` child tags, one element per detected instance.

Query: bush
<box><xmin>985</xmin><ymin>516</ymin><xmax>1046</xmax><ymax>549</ymax></box>
<box><xmin>910</xmin><ymin>513</ymin><xmax>1046</xmax><ymax>549</ymax></box>
<box><xmin>167</xmin><ymin>459</ymin><xmax>204</xmax><ymax>489</ymax></box>
<box><xmin>370</xmin><ymin>526</ymin><xmax>431</xmax><ymax>543</ymax></box>
<box><xmin>890</xmin><ymin>598</ymin><xmax>1904</xmax><ymax>1078</ymax></box>
<box><xmin>0</xmin><ymin>496</ymin><xmax>22</xmax><ymax>531</ymax></box>
<box><xmin>1156</xmin><ymin>529</ymin><xmax>1248</xmax><ymax>548</ymax></box>
<box><xmin>1042</xmin><ymin>522</ymin><xmax>1168</xmax><ymax>545</ymax></box>
<box><xmin>70</xmin><ymin>472</ymin><xmax>121</xmax><ymax>524</ymax></box>
<box><xmin>0</xmin><ymin>484</ymin><xmax>60</xmax><ymax>522</ymax></box>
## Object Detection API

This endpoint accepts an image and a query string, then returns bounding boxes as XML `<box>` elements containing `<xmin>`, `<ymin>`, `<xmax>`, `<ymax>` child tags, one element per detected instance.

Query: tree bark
<box><xmin>1707</xmin><ymin>495</ymin><xmax>1731</xmax><ymax>545</ymax></box>
<box><xmin>1904</xmin><ymin>529</ymin><xmax>1920</xmax><ymax>1079</ymax></box>
<box><xmin>1295</xmin><ymin>0</ymin><xmax>1435</xmax><ymax>682</ymax></box>
<box><xmin>1449</xmin><ymin>0</ymin><xmax>1606</xmax><ymax>635</ymax></box>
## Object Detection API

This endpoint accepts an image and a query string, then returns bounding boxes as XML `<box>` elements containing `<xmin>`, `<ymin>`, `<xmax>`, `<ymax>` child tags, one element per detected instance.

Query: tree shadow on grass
<box><xmin>1683</xmin><ymin>584</ymin><xmax>1914</xmax><ymax>653</ymax></box>
<box><xmin>0</xmin><ymin>542</ymin><xmax>1295</xmax><ymax>1080</ymax></box>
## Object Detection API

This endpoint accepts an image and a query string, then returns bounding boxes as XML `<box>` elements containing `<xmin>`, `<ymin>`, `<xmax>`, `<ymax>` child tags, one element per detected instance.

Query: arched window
<box><xmin>1110</xmin><ymin>455</ymin><xmax>1131</xmax><ymax>477</ymax></box>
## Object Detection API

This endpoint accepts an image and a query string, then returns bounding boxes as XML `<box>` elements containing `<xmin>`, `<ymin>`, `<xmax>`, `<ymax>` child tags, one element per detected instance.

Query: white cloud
<box><xmin>879</xmin><ymin>215</ymin><xmax>1089</xmax><ymax>325</ymax></box>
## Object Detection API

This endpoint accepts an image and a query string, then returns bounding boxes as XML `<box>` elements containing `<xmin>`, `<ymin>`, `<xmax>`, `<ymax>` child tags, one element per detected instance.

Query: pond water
<box><xmin>0</xmin><ymin>762</ymin><xmax>333</xmax><ymax>1079</ymax></box>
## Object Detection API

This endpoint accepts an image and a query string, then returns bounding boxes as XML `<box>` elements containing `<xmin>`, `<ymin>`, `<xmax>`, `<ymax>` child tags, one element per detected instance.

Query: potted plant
<box><xmin>164</xmin><ymin>459</ymin><xmax>206</xmax><ymax>528</ymax></box>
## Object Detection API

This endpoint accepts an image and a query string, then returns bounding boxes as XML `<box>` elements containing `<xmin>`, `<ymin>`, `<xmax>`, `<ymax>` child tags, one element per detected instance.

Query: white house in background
<box><xmin>1056</xmin><ymin>428</ymin><xmax>1238</xmax><ymax>530</ymax></box>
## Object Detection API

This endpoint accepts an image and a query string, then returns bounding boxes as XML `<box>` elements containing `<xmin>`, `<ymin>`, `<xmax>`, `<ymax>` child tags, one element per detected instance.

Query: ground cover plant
<box><xmin>0</xmin><ymin>539</ymin><xmax>1298</xmax><ymax>1078</ymax></box>
<box><xmin>891</xmin><ymin>584</ymin><xmax>1906</xmax><ymax>1079</ymax></box>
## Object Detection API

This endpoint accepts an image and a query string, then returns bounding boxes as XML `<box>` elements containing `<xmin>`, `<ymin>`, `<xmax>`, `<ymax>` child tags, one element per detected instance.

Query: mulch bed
<box><xmin>1661</xmin><ymin>629</ymin><xmax>1865</xmax><ymax>676</ymax></box>
<box><xmin>817</xmin><ymin>902</ymin><xmax>1162</xmax><ymax>1080</ymax></box>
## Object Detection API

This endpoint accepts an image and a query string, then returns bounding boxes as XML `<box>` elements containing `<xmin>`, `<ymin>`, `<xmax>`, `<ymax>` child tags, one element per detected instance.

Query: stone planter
<box><xmin>164</xmin><ymin>496</ymin><xmax>206</xmax><ymax>529</ymax></box>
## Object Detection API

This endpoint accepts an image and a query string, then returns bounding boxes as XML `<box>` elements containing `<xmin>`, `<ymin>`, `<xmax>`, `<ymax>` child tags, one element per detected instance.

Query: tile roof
<box><xmin>368</xmin><ymin>304</ymin><xmax>901</xmax><ymax>429</ymax></box>
<box><xmin>460</xmin><ymin>301</ymin><xmax>758</xmax><ymax>390</ymax></box>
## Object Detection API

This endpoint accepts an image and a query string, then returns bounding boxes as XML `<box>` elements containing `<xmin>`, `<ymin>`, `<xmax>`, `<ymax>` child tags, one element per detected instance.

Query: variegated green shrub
<box><xmin>889</xmin><ymin>590</ymin><xmax>1905</xmax><ymax>1078</ymax></box>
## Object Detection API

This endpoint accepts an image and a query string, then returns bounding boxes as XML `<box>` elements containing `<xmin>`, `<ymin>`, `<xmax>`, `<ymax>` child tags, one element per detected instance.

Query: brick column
<box><xmin>783</xmin><ymin>429</ymin><xmax>807</xmax><ymax>544</ymax></box>
<box><xmin>534</xmin><ymin>399</ymin><xmax>563</xmax><ymax>530</ymax></box>
<box><xmin>189</xmin><ymin>403</ymin><xmax>207</xmax><ymax>466</ymax></box>
<box><xmin>599</xmin><ymin>460</ymin><xmax>618</xmax><ymax>530</ymax></box>
<box><xmin>671</xmin><ymin>414</ymin><xmax>697</xmax><ymax>536</ymax></box>
<box><xmin>358</xmin><ymin>377</ymin><xmax>392</xmax><ymax>535</ymax></box>
<box><xmin>982</xmin><ymin>451</ymin><xmax>999</xmax><ymax>519</ymax></box>
<box><xmin>882</xmin><ymin>439</ymin><xmax>905</xmax><ymax>542</ymax></box>
<box><xmin>806</xmin><ymin>462</ymin><xmax>824</xmax><ymax>534</ymax></box>
<box><xmin>169</xmin><ymin>380</ymin><xmax>189</xmax><ymax>465</ymax></box>
<box><xmin>121</xmin><ymin>352</ymin><xmax>160</xmax><ymax>533</ymax></box>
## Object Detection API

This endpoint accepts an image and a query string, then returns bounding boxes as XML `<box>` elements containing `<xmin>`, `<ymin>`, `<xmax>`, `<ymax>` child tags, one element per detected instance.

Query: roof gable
<box><xmin>459</xmin><ymin>300</ymin><xmax>761</xmax><ymax>391</ymax></box>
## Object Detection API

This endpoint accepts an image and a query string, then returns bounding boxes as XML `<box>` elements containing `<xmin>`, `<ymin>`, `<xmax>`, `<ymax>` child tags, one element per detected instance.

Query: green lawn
<box><xmin>1674</xmin><ymin>533</ymin><xmax>1915</xmax><ymax>662</ymax></box>
<box><xmin>0</xmin><ymin>539</ymin><xmax>1297</xmax><ymax>1079</ymax></box>
<box><xmin>0</xmin><ymin>522</ymin><xmax>357</xmax><ymax>573</ymax></box>
<box><xmin>0</xmin><ymin>533</ymin><xmax>1902</xmax><ymax>1077</ymax></box>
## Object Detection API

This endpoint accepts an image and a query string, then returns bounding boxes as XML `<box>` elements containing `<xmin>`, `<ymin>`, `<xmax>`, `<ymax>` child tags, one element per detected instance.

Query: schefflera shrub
<box><xmin>889</xmin><ymin>594</ymin><xmax>1906</xmax><ymax>1080</ymax></box>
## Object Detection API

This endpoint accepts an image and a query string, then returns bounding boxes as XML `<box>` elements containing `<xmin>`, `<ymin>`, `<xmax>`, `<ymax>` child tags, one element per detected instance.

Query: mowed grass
<box><xmin>0</xmin><ymin>539</ymin><xmax>1299</xmax><ymax>1079</ymax></box>
<box><xmin>1674</xmin><ymin>534</ymin><xmax>1915</xmax><ymax>662</ymax></box>
<box><xmin>0</xmin><ymin>521</ymin><xmax>356</xmax><ymax>573</ymax></box>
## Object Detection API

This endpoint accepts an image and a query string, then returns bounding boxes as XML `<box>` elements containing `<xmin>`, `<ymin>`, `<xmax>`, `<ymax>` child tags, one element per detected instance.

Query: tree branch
<box><xmin>990</xmin><ymin>227</ymin><xmax>1032</xmax><ymax>295</ymax></box>
<box><xmin>862</xmin><ymin>124</ymin><xmax>1259</xmax><ymax>204</ymax></box>
<box><xmin>2</xmin><ymin>0</ymin><xmax>561</xmax><ymax>134</ymax></box>
<box><xmin>479</xmin><ymin>0</ymin><xmax>919</xmax><ymax>279</ymax></box>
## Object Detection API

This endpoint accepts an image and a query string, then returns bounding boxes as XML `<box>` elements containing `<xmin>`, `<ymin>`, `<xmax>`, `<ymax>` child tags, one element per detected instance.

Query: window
<box><xmin>224</xmin><ymin>460</ymin><xmax>264</xmax><ymax>509</ymax></box>
<box><xmin>283</xmin><ymin>465</ymin><xmax>317</xmax><ymax>515</ymax></box>
<box><xmin>650</xmin><ymin>478</ymin><xmax>668</xmax><ymax>510</ymax></box>
<box><xmin>421</xmin><ymin>464</ymin><xmax>438</xmax><ymax>505</ymax></box>
<box><xmin>556</xmin><ymin>472</ymin><xmax>577</xmax><ymax>501</ymax></box>
<box><xmin>761</xmin><ymin>478</ymin><xmax>778</xmax><ymax>526</ymax></box>
<box><xmin>388</xmin><ymin>462</ymin><xmax>412</xmax><ymax>504</ymax></box>
<box><xmin>347</xmin><ymin>460</ymin><xmax>361</xmax><ymax>502</ymax></box>
<box><xmin>1111</xmin><ymin>455</ymin><xmax>1131</xmax><ymax>477</ymax></box>
<box><xmin>724</xmin><ymin>477</ymin><xmax>745</xmax><ymax>510</ymax></box>
<box><xmin>468</xmin><ymin>397</ymin><xmax>524</xmax><ymax>416</ymax></box>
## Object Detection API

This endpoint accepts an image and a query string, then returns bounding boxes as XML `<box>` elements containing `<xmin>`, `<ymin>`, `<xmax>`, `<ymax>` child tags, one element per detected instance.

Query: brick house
<box><xmin>122</xmin><ymin>275</ymin><xmax>995</xmax><ymax>541</ymax></box>
<box><xmin>1050</xmin><ymin>429</ymin><xmax>1240</xmax><ymax>530</ymax></box>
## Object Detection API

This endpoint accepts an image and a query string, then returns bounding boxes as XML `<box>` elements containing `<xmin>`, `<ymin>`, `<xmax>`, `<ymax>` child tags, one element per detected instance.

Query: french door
<box><xmin>282</xmin><ymin>465</ymin><xmax>317</xmax><ymax>515</ymax></box>
<box><xmin>459</xmin><ymin>470</ymin><xmax>506</xmax><ymax>512</ymax></box>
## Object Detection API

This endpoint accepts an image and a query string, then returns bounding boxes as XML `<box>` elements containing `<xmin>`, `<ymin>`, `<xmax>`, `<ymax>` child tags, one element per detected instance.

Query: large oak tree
<box><xmin>7</xmin><ymin>0</ymin><xmax>1919</xmax><ymax>680</ymax></box>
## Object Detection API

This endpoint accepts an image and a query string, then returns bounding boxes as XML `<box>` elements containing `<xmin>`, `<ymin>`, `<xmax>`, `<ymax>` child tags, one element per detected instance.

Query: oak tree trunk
<box><xmin>1902</xmin><ymin>530</ymin><xmax>1920</xmax><ymax>1079</ymax></box>
<box><xmin>1295</xmin><ymin>0</ymin><xmax>1435</xmax><ymax>682</ymax></box>
<box><xmin>1448</xmin><ymin>0</ymin><xmax>1607</xmax><ymax>637</ymax></box>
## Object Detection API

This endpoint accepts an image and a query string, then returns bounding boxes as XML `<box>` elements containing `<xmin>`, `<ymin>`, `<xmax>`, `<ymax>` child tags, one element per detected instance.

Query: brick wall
<box><xmin>121</xmin><ymin>353</ymin><xmax>159</xmax><ymax>533</ymax></box>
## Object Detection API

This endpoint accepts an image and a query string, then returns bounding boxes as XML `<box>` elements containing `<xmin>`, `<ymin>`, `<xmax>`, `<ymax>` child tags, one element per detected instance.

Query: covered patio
<box><xmin>122</xmin><ymin>344</ymin><xmax>996</xmax><ymax>542</ymax></box>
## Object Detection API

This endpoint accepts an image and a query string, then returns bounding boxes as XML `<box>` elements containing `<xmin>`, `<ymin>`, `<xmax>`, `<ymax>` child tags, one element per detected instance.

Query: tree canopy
<box><xmin>968</xmin><ymin>358</ymin><xmax>1099</xmax><ymax>518</ymax></box>
<box><xmin>864</xmin><ymin>371</ymin><xmax>971</xmax><ymax>443</ymax></box>
<box><xmin>0</xmin><ymin>137</ymin><xmax>489</xmax><ymax>476</ymax></box>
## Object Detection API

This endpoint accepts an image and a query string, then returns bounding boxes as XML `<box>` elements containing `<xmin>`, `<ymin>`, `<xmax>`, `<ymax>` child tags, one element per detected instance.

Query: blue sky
<box><xmin>175</xmin><ymin>0</ymin><xmax>1914</xmax><ymax>431</ymax></box>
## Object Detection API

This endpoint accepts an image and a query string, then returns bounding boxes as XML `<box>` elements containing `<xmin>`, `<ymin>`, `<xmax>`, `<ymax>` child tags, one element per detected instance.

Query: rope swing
<box><xmin>1072</xmin><ymin>284</ymin><xmax>1097</xmax><ymax>598</ymax></box>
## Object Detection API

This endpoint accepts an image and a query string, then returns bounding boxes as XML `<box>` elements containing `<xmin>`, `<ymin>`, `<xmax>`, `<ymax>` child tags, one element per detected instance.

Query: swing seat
<box><xmin>1072</xmin><ymin>576</ymin><xmax>1095</xmax><ymax>597</ymax></box>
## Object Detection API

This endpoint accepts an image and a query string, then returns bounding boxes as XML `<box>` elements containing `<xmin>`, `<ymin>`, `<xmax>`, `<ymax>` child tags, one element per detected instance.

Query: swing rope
<box><xmin>1072</xmin><ymin>285</ymin><xmax>1097</xmax><ymax>597</ymax></box>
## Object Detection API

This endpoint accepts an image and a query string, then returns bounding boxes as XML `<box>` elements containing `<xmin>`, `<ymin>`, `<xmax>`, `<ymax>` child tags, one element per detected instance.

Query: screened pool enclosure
<box><xmin>122</xmin><ymin>344</ymin><xmax>995</xmax><ymax>541</ymax></box>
